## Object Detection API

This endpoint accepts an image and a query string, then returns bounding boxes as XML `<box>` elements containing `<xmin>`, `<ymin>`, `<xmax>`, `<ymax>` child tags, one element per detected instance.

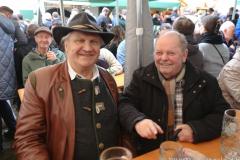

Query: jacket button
<box><xmin>203</xmin><ymin>80</ymin><xmax>206</xmax><ymax>83</ymax></box>
<box><xmin>96</xmin><ymin>123</ymin><xmax>101</xmax><ymax>129</ymax></box>
<box><xmin>157</xmin><ymin>119</ymin><xmax>161</xmax><ymax>122</ymax></box>
<box><xmin>193</xmin><ymin>90</ymin><xmax>196</xmax><ymax>94</ymax></box>
<box><xmin>98</xmin><ymin>143</ymin><xmax>104</xmax><ymax>150</ymax></box>
<box><xmin>198</xmin><ymin>84</ymin><xmax>202</xmax><ymax>88</ymax></box>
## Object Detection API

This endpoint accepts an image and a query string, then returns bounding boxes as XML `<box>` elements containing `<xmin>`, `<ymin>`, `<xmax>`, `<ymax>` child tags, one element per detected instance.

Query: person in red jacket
<box><xmin>14</xmin><ymin>12</ymin><xmax>120</xmax><ymax>160</ymax></box>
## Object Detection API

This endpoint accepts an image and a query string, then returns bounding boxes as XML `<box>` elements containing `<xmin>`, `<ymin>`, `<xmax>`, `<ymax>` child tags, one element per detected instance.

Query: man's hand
<box><xmin>46</xmin><ymin>51</ymin><xmax>57</xmax><ymax>61</ymax></box>
<box><xmin>175</xmin><ymin>124</ymin><xmax>194</xmax><ymax>142</ymax></box>
<box><xmin>135</xmin><ymin>119</ymin><xmax>163</xmax><ymax>139</ymax></box>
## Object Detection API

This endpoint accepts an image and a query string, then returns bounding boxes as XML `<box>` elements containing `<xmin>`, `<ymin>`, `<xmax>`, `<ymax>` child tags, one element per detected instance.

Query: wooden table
<box><xmin>114</xmin><ymin>73</ymin><xmax>124</xmax><ymax>90</ymax></box>
<box><xmin>133</xmin><ymin>138</ymin><xmax>222</xmax><ymax>160</ymax></box>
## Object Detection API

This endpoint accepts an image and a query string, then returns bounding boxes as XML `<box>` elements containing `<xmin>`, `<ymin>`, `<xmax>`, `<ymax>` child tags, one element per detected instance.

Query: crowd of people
<box><xmin>0</xmin><ymin>4</ymin><xmax>240</xmax><ymax>160</ymax></box>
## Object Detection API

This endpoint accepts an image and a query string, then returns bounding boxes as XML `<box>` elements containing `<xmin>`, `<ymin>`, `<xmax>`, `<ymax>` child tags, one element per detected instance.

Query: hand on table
<box><xmin>176</xmin><ymin>124</ymin><xmax>194</xmax><ymax>142</ymax></box>
<box><xmin>135</xmin><ymin>119</ymin><xmax>163</xmax><ymax>139</ymax></box>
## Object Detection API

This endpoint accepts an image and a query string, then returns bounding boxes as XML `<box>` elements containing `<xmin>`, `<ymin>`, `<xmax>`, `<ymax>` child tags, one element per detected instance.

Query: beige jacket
<box><xmin>218</xmin><ymin>49</ymin><xmax>240</xmax><ymax>109</ymax></box>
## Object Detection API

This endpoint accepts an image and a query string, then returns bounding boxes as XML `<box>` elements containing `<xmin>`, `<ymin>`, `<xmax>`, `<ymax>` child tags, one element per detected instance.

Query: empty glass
<box><xmin>100</xmin><ymin>146</ymin><xmax>132</xmax><ymax>160</ymax></box>
<box><xmin>160</xmin><ymin>141</ymin><xmax>185</xmax><ymax>160</ymax></box>
<box><xmin>221</xmin><ymin>109</ymin><xmax>240</xmax><ymax>159</ymax></box>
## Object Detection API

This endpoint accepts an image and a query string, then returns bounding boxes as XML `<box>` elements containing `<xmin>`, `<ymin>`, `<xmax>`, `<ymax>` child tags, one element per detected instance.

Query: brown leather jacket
<box><xmin>14</xmin><ymin>62</ymin><xmax>118</xmax><ymax>160</ymax></box>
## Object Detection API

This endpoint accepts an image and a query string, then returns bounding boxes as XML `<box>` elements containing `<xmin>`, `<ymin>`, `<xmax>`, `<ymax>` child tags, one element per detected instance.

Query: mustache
<box><xmin>77</xmin><ymin>52</ymin><xmax>97</xmax><ymax>57</ymax></box>
<box><xmin>157</xmin><ymin>62</ymin><xmax>172</xmax><ymax>66</ymax></box>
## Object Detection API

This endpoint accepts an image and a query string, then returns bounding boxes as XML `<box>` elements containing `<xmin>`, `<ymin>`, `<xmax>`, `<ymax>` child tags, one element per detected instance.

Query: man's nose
<box><xmin>161</xmin><ymin>53</ymin><xmax>168</xmax><ymax>60</ymax></box>
<box><xmin>83</xmin><ymin>42</ymin><xmax>92</xmax><ymax>51</ymax></box>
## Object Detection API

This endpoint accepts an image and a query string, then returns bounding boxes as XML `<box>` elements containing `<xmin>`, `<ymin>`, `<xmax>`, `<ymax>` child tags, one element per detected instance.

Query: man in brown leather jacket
<box><xmin>14</xmin><ymin>12</ymin><xmax>119</xmax><ymax>160</ymax></box>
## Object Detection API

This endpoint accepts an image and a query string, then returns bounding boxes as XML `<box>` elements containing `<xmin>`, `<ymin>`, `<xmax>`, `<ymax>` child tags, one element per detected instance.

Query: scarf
<box><xmin>199</xmin><ymin>33</ymin><xmax>224</xmax><ymax>44</ymax></box>
<box><xmin>158</xmin><ymin>65</ymin><xmax>186</xmax><ymax>139</ymax></box>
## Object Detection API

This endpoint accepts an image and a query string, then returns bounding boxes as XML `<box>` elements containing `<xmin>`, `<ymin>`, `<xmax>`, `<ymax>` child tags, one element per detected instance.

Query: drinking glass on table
<box><xmin>100</xmin><ymin>146</ymin><xmax>132</xmax><ymax>160</ymax></box>
<box><xmin>221</xmin><ymin>109</ymin><xmax>240</xmax><ymax>159</ymax></box>
<box><xmin>159</xmin><ymin>141</ymin><xmax>185</xmax><ymax>160</ymax></box>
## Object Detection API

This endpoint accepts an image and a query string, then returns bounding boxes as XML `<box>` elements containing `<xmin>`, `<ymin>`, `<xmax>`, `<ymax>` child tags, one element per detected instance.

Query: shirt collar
<box><xmin>67</xmin><ymin>61</ymin><xmax>100</xmax><ymax>81</ymax></box>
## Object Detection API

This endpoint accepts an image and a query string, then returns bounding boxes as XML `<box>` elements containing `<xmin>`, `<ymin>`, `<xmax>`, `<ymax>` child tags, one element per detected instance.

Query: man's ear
<box><xmin>183</xmin><ymin>49</ymin><xmax>188</xmax><ymax>63</ymax></box>
<box><xmin>64</xmin><ymin>42</ymin><xmax>68</xmax><ymax>51</ymax></box>
<box><xmin>224</xmin><ymin>28</ymin><xmax>227</xmax><ymax>34</ymax></box>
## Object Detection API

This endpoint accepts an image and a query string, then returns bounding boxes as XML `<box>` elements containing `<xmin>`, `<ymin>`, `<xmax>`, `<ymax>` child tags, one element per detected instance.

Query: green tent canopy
<box><xmin>149</xmin><ymin>0</ymin><xmax>180</xmax><ymax>9</ymax></box>
<box><xmin>90</xmin><ymin>0</ymin><xmax>180</xmax><ymax>9</ymax></box>
<box><xmin>45</xmin><ymin>0</ymin><xmax>179</xmax><ymax>9</ymax></box>
<box><xmin>19</xmin><ymin>10</ymin><xmax>34</xmax><ymax>20</ymax></box>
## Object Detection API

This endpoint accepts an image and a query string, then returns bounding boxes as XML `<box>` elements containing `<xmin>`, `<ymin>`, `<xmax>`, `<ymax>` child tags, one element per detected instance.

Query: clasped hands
<box><xmin>134</xmin><ymin>119</ymin><xmax>194</xmax><ymax>142</ymax></box>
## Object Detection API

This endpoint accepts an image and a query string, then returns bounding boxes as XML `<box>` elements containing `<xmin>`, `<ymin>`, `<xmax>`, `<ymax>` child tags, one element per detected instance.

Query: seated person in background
<box><xmin>15</xmin><ymin>24</ymin><xmax>39</xmax><ymax>89</ymax></box>
<box><xmin>119</xmin><ymin>30</ymin><xmax>230</xmax><ymax>155</ymax></box>
<box><xmin>218</xmin><ymin>48</ymin><xmax>240</xmax><ymax>109</ymax></box>
<box><xmin>105</xmin><ymin>25</ymin><xmax>125</xmax><ymax>57</ymax></box>
<box><xmin>116</xmin><ymin>39</ymin><xmax>126</xmax><ymax>68</ymax></box>
<box><xmin>22</xmin><ymin>26</ymin><xmax>65</xmax><ymax>85</ymax></box>
<box><xmin>173</xmin><ymin>16</ymin><xmax>203</xmax><ymax>70</ymax></box>
<box><xmin>219</xmin><ymin>21</ymin><xmax>236</xmax><ymax>59</ymax></box>
<box><xmin>98</xmin><ymin>48</ymin><xmax>123</xmax><ymax>75</ymax></box>
<box><xmin>198</xmin><ymin>15</ymin><xmax>229</xmax><ymax>77</ymax></box>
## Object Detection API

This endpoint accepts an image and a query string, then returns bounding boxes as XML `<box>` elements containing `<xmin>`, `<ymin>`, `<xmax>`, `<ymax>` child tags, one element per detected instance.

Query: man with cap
<box><xmin>14</xmin><ymin>12</ymin><xmax>120</xmax><ymax>160</ymax></box>
<box><xmin>22</xmin><ymin>26</ymin><xmax>65</xmax><ymax>85</ymax></box>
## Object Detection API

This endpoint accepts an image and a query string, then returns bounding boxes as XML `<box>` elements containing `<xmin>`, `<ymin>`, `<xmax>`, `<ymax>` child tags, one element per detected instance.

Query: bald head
<box><xmin>154</xmin><ymin>30</ymin><xmax>188</xmax><ymax>79</ymax></box>
<box><xmin>155</xmin><ymin>30</ymin><xmax>188</xmax><ymax>52</ymax></box>
<box><xmin>220</xmin><ymin>21</ymin><xmax>235</xmax><ymax>31</ymax></box>
<box><xmin>219</xmin><ymin>21</ymin><xmax>235</xmax><ymax>42</ymax></box>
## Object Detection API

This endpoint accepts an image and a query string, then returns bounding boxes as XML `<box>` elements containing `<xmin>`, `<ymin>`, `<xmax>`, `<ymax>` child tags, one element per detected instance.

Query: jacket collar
<box><xmin>67</xmin><ymin>61</ymin><xmax>100</xmax><ymax>81</ymax></box>
<box><xmin>142</xmin><ymin>61</ymin><xmax>202</xmax><ymax>90</ymax></box>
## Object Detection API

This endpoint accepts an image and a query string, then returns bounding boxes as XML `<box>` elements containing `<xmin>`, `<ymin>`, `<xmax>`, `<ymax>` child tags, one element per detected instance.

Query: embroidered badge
<box><xmin>83</xmin><ymin>106</ymin><xmax>92</xmax><ymax>112</ymax></box>
<box><xmin>95</xmin><ymin>85</ymin><xmax>100</xmax><ymax>95</ymax></box>
<box><xmin>78</xmin><ymin>89</ymin><xmax>86</xmax><ymax>94</ymax></box>
<box><xmin>95</xmin><ymin>102</ymin><xmax>105</xmax><ymax>114</ymax></box>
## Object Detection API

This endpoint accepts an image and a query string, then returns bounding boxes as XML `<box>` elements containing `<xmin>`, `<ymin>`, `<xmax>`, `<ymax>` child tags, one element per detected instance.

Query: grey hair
<box><xmin>60</xmin><ymin>32</ymin><xmax>72</xmax><ymax>52</ymax></box>
<box><xmin>155</xmin><ymin>30</ymin><xmax>188</xmax><ymax>52</ymax></box>
<box><xmin>61</xmin><ymin>32</ymin><xmax>72</xmax><ymax>44</ymax></box>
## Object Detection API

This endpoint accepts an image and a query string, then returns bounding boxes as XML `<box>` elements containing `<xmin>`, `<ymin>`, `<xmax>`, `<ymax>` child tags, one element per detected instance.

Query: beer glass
<box><xmin>160</xmin><ymin>141</ymin><xmax>184</xmax><ymax>160</ymax></box>
<box><xmin>221</xmin><ymin>109</ymin><xmax>240</xmax><ymax>159</ymax></box>
<box><xmin>100</xmin><ymin>146</ymin><xmax>132</xmax><ymax>160</ymax></box>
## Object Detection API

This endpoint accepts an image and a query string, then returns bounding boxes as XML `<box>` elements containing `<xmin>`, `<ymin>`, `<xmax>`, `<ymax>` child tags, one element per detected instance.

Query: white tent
<box><xmin>125</xmin><ymin>0</ymin><xmax>154</xmax><ymax>87</ymax></box>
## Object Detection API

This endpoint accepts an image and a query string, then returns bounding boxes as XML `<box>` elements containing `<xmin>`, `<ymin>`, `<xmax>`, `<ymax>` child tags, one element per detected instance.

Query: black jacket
<box><xmin>119</xmin><ymin>61</ymin><xmax>230</xmax><ymax>155</ymax></box>
<box><xmin>186</xmin><ymin>35</ymin><xmax>204</xmax><ymax>70</ymax></box>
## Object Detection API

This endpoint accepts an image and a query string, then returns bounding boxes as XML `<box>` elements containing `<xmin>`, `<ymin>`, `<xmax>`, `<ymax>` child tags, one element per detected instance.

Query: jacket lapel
<box><xmin>53</xmin><ymin>62</ymin><xmax>75</xmax><ymax>159</ymax></box>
